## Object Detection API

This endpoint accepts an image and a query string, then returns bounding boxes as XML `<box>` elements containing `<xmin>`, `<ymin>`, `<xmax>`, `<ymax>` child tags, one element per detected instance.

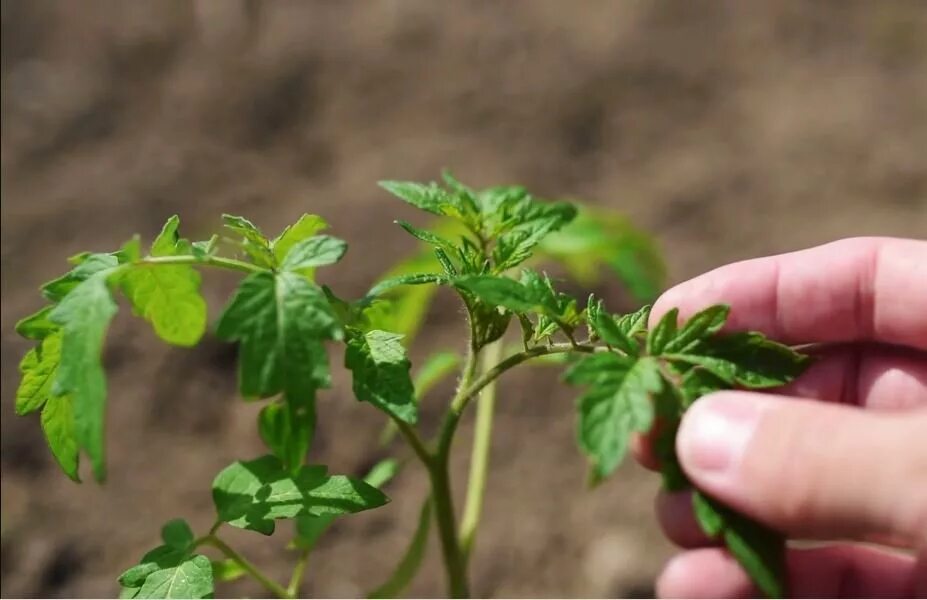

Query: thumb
<box><xmin>676</xmin><ymin>391</ymin><xmax>927</xmax><ymax>548</ymax></box>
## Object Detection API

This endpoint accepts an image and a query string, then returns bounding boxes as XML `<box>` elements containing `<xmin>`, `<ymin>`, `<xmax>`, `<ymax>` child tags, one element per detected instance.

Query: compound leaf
<box><xmin>160</xmin><ymin>519</ymin><xmax>194</xmax><ymax>550</ymax></box>
<box><xmin>222</xmin><ymin>214</ymin><xmax>274</xmax><ymax>267</ymax></box>
<box><xmin>16</xmin><ymin>305</ymin><xmax>58</xmax><ymax>340</ymax></box>
<box><xmin>663</xmin><ymin>305</ymin><xmax>730</xmax><ymax>354</ymax></box>
<box><xmin>216</xmin><ymin>272</ymin><xmax>341</xmax><ymax>399</ymax></box>
<box><xmin>212</xmin><ymin>456</ymin><xmax>388</xmax><ymax>535</ymax></box>
<box><xmin>665</xmin><ymin>332</ymin><xmax>809</xmax><ymax>389</ymax></box>
<box><xmin>568</xmin><ymin>355</ymin><xmax>662</xmax><ymax>478</ymax></box>
<box><xmin>395</xmin><ymin>221</ymin><xmax>458</xmax><ymax>253</ymax></box>
<box><xmin>42</xmin><ymin>253</ymin><xmax>119</xmax><ymax>302</ymax></box>
<box><xmin>647</xmin><ymin>308</ymin><xmax>678</xmax><ymax>355</ymax></box>
<box><xmin>272</xmin><ymin>214</ymin><xmax>328</xmax><ymax>264</ymax></box>
<box><xmin>692</xmin><ymin>491</ymin><xmax>787</xmax><ymax>599</ymax></box>
<box><xmin>258</xmin><ymin>396</ymin><xmax>315</xmax><ymax>472</ymax></box>
<box><xmin>120</xmin><ymin>216</ymin><xmax>207</xmax><ymax>347</ymax></box>
<box><xmin>368</xmin><ymin>273</ymin><xmax>447</xmax><ymax>297</ymax></box>
<box><xmin>292</xmin><ymin>459</ymin><xmax>399</xmax><ymax>551</ymax></box>
<box><xmin>345</xmin><ymin>330</ymin><xmax>417</xmax><ymax>424</ymax></box>
<box><xmin>50</xmin><ymin>271</ymin><xmax>119</xmax><ymax>482</ymax></box>
<box><xmin>280</xmin><ymin>235</ymin><xmax>347</xmax><ymax>272</ymax></box>
<box><xmin>453</xmin><ymin>275</ymin><xmax>538</xmax><ymax>313</ymax></box>
<box><xmin>40</xmin><ymin>393</ymin><xmax>80</xmax><ymax>481</ymax></box>
<box><xmin>16</xmin><ymin>331</ymin><xmax>62</xmax><ymax>415</ymax></box>
<box><xmin>135</xmin><ymin>554</ymin><xmax>213</xmax><ymax>599</ymax></box>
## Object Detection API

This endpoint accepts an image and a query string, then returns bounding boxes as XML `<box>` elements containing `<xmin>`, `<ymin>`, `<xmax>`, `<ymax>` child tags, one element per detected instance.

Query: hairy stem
<box><xmin>137</xmin><ymin>254</ymin><xmax>266</xmax><ymax>274</ymax></box>
<box><xmin>286</xmin><ymin>550</ymin><xmax>311</xmax><ymax>598</ymax></box>
<box><xmin>459</xmin><ymin>340</ymin><xmax>503</xmax><ymax>561</ymax></box>
<box><xmin>427</xmin><ymin>339</ymin><xmax>479</xmax><ymax>598</ymax></box>
<box><xmin>200</xmin><ymin>535</ymin><xmax>290</xmax><ymax>599</ymax></box>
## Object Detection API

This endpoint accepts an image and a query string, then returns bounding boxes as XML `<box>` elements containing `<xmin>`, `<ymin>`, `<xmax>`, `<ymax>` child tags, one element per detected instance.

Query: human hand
<box><xmin>634</xmin><ymin>237</ymin><xmax>927</xmax><ymax>598</ymax></box>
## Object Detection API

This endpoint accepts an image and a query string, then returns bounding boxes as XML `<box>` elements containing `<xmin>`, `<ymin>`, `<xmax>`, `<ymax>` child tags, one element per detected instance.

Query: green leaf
<box><xmin>212</xmin><ymin>456</ymin><xmax>388</xmax><ymax>535</ymax></box>
<box><xmin>50</xmin><ymin>271</ymin><xmax>119</xmax><ymax>482</ymax></box>
<box><xmin>379</xmin><ymin>181</ymin><xmax>458</xmax><ymax>218</ymax></box>
<box><xmin>16</xmin><ymin>305</ymin><xmax>58</xmax><ymax>340</ymax></box>
<box><xmin>678</xmin><ymin>368</ymin><xmax>729</xmax><ymax>408</ymax></box>
<box><xmin>211</xmin><ymin>559</ymin><xmax>246</xmax><ymax>583</ymax></box>
<box><xmin>136</xmin><ymin>554</ymin><xmax>213</xmax><ymax>599</ymax></box>
<box><xmin>40</xmin><ymin>393</ymin><xmax>80</xmax><ymax>482</ymax></box>
<box><xmin>663</xmin><ymin>305</ymin><xmax>730</xmax><ymax>354</ymax></box>
<box><xmin>492</xmin><ymin>202</ymin><xmax>576</xmax><ymax>271</ymax></box>
<box><xmin>589</xmin><ymin>306</ymin><xmax>636</xmax><ymax>356</ymax></box>
<box><xmin>434</xmin><ymin>248</ymin><xmax>458</xmax><ymax>276</ymax></box>
<box><xmin>160</xmin><ymin>519</ymin><xmax>194</xmax><ymax>550</ymax></box>
<box><xmin>345</xmin><ymin>330</ymin><xmax>417</xmax><ymax>424</ymax></box>
<box><xmin>258</xmin><ymin>396</ymin><xmax>315</xmax><ymax>472</ymax></box>
<box><xmin>16</xmin><ymin>331</ymin><xmax>62</xmax><ymax>415</ymax></box>
<box><xmin>615</xmin><ymin>304</ymin><xmax>651</xmax><ymax>339</ymax></box>
<box><xmin>120</xmin><ymin>264</ymin><xmax>207</xmax><ymax>347</ymax></box>
<box><xmin>568</xmin><ymin>355</ymin><xmax>662</xmax><ymax>478</ymax></box>
<box><xmin>692</xmin><ymin>491</ymin><xmax>787</xmax><ymax>599</ymax></box>
<box><xmin>222</xmin><ymin>214</ymin><xmax>274</xmax><ymax>267</ymax></box>
<box><xmin>216</xmin><ymin>272</ymin><xmax>341</xmax><ymax>399</ymax></box>
<box><xmin>42</xmin><ymin>253</ymin><xmax>119</xmax><ymax>302</ymax></box>
<box><xmin>120</xmin><ymin>217</ymin><xmax>207</xmax><ymax>347</ymax></box>
<box><xmin>395</xmin><ymin>221</ymin><xmax>458</xmax><ymax>253</ymax></box>
<box><xmin>363</xmin><ymin>251</ymin><xmax>443</xmax><ymax>341</ymax></box>
<box><xmin>291</xmin><ymin>459</ymin><xmax>400</xmax><ymax>551</ymax></box>
<box><xmin>119</xmin><ymin>542</ymin><xmax>214</xmax><ymax>600</ymax></box>
<box><xmin>666</xmin><ymin>333</ymin><xmax>810</xmax><ymax>389</ymax></box>
<box><xmin>647</xmin><ymin>308</ymin><xmax>678</xmax><ymax>355</ymax></box>
<box><xmin>280</xmin><ymin>235</ymin><xmax>348</xmax><ymax>271</ymax></box>
<box><xmin>272</xmin><ymin>214</ymin><xmax>329</xmax><ymax>264</ymax></box>
<box><xmin>368</xmin><ymin>273</ymin><xmax>447</xmax><ymax>297</ymax></box>
<box><xmin>368</xmin><ymin>498</ymin><xmax>432</xmax><ymax>599</ymax></box>
<box><xmin>453</xmin><ymin>275</ymin><xmax>537</xmax><ymax>313</ymax></box>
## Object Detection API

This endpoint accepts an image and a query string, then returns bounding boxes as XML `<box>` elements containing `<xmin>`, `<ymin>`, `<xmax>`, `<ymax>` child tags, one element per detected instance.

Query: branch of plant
<box><xmin>458</xmin><ymin>339</ymin><xmax>503</xmax><ymax>562</ymax></box>
<box><xmin>286</xmin><ymin>549</ymin><xmax>311</xmax><ymax>598</ymax></box>
<box><xmin>196</xmin><ymin>534</ymin><xmax>290</xmax><ymax>599</ymax></box>
<box><xmin>137</xmin><ymin>254</ymin><xmax>266</xmax><ymax>274</ymax></box>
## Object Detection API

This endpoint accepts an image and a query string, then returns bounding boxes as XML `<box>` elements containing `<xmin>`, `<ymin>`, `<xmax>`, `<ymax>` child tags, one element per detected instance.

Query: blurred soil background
<box><xmin>1</xmin><ymin>1</ymin><xmax>925</xmax><ymax>597</ymax></box>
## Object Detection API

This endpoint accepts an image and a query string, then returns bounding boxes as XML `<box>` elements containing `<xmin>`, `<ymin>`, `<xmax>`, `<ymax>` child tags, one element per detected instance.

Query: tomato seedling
<box><xmin>14</xmin><ymin>173</ymin><xmax>808</xmax><ymax>598</ymax></box>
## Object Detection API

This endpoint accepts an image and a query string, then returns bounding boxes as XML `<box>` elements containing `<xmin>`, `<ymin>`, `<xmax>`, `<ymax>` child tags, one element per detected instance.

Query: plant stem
<box><xmin>458</xmin><ymin>340</ymin><xmax>502</xmax><ymax>562</ymax></box>
<box><xmin>391</xmin><ymin>417</ymin><xmax>432</xmax><ymax>468</ymax></box>
<box><xmin>287</xmin><ymin>549</ymin><xmax>311</xmax><ymax>598</ymax></box>
<box><xmin>427</xmin><ymin>342</ymin><xmax>478</xmax><ymax>598</ymax></box>
<box><xmin>427</xmin><ymin>463</ymin><xmax>470</xmax><ymax>598</ymax></box>
<box><xmin>201</xmin><ymin>535</ymin><xmax>290</xmax><ymax>599</ymax></box>
<box><xmin>137</xmin><ymin>254</ymin><xmax>266</xmax><ymax>274</ymax></box>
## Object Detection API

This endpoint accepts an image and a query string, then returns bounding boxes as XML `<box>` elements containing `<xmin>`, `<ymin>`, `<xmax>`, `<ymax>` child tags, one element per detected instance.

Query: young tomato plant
<box><xmin>14</xmin><ymin>172</ymin><xmax>807</xmax><ymax>599</ymax></box>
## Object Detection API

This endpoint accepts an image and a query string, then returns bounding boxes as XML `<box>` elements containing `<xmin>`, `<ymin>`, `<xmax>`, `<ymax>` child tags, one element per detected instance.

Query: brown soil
<box><xmin>2</xmin><ymin>1</ymin><xmax>925</xmax><ymax>598</ymax></box>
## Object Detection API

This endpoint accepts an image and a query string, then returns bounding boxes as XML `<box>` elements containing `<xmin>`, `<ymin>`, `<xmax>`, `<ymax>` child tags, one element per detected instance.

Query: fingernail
<box><xmin>677</xmin><ymin>394</ymin><xmax>761</xmax><ymax>483</ymax></box>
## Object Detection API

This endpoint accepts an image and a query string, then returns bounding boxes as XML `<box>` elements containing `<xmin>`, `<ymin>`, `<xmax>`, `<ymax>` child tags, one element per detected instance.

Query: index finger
<box><xmin>650</xmin><ymin>237</ymin><xmax>927</xmax><ymax>350</ymax></box>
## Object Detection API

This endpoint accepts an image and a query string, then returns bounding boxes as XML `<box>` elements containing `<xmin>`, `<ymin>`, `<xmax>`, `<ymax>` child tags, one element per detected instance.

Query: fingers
<box><xmin>632</xmin><ymin>344</ymin><xmax>927</xmax><ymax>472</ymax></box>
<box><xmin>676</xmin><ymin>392</ymin><xmax>927</xmax><ymax>547</ymax></box>
<box><xmin>657</xmin><ymin>545</ymin><xmax>923</xmax><ymax>599</ymax></box>
<box><xmin>782</xmin><ymin>344</ymin><xmax>927</xmax><ymax>409</ymax></box>
<box><xmin>650</xmin><ymin>237</ymin><xmax>927</xmax><ymax>350</ymax></box>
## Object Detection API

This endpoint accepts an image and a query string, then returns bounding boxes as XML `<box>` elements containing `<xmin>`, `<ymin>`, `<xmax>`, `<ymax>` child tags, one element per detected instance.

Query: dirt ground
<box><xmin>1</xmin><ymin>1</ymin><xmax>925</xmax><ymax>598</ymax></box>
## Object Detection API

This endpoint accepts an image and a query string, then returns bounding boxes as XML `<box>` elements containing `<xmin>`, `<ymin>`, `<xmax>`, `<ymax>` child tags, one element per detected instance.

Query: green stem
<box><xmin>427</xmin><ymin>463</ymin><xmax>470</xmax><ymax>598</ymax></box>
<box><xmin>458</xmin><ymin>340</ymin><xmax>503</xmax><ymax>562</ymax></box>
<box><xmin>137</xmin><ymin>254</ymin><xmax>266</xmax><ymax>274</ymax></box>
<box><xmin>391</xmin><ymin>417</ymin><xmax>432</xmax><ymax>468</ymax></box>
<box><xmin>201</xmin><ymin>535</ymin><xmax>290</xmax><ymax>599</ymax></box>
<box><xmin>286</xmin><ymin>549</ymin><xmax>311</xmax><ymax>598</ymax></box>
<box><xmin>427</xmin><ymin>343</ymin><xmax>478</xmax><ymax>598</ymax></box>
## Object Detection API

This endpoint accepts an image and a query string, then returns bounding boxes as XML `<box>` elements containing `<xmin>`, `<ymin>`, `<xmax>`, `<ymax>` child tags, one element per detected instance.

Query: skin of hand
<box><xmin>632</xmin><ymin>237</ymin><xmax>927</xmax><ymax>598</ymax></box>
